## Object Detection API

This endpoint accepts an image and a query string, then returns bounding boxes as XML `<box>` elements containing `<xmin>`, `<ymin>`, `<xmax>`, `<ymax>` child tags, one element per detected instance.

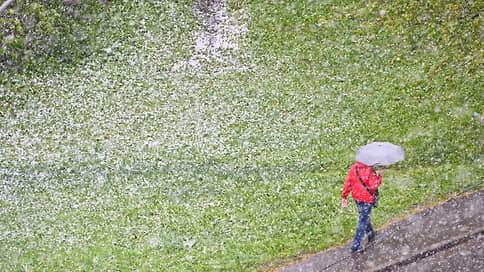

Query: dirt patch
<box><xmin>173</xmin><ymin>0</ymin><xmax>250</xmax><ymax>73</ymax></box>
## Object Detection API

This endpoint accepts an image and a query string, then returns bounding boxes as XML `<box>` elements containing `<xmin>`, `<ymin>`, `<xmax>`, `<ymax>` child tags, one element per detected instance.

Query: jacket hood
<box><xmin>355</xmin><ymin>161</ymin><xmax>369</xmax><ymax>167</ymax></box>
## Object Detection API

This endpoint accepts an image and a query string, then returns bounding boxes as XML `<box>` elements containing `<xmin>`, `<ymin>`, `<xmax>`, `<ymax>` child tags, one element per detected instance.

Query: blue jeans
<box><xmin>352</xmin><ymin>201</ymin><xmax>375</xmax><ymax>249</ymax></box>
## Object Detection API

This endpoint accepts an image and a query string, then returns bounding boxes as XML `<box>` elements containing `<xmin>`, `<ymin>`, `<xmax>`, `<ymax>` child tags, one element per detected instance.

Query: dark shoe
<box><xmin>351</xmin><ymin>247</ymin><xmax>363</xmax><ymax>254</ymax></box>
<box><xmin>368</xmin><ymin>232</ymin><xmax>376</xmax><ymax>243</ymax></box>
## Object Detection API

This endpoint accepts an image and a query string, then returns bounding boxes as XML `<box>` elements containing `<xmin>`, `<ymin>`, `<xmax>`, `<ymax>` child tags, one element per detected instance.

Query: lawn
<box><xmin>0</xmin><ymin>0</ymin><xmax>482</xmax><ymax>271</ymax></box>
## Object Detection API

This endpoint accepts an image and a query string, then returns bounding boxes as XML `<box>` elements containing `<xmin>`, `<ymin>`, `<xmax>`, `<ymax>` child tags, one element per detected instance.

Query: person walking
<box><xmin>342</xmin><ymin>161</ymin><xmax>383</xmax><ymax>253</ymax></box>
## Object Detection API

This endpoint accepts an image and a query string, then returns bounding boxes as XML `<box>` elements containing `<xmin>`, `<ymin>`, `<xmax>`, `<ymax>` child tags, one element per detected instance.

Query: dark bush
<box><xmin>0</xmin><ymin>0</ymin><xmax>107</xmax><ymax>69</ymax></box>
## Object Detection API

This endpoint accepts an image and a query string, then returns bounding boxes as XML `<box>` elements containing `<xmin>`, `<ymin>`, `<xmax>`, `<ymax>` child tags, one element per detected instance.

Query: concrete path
<box><xmin>278</xmin><ymin>189</ymin><xmax>484</xmax><ymax>272</ymax></box>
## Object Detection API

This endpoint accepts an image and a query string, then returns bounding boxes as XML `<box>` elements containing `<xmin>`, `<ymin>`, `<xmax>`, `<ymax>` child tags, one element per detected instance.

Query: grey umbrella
<box><xmin>356</xmin><ymin>142</ymin><xmax>405</xmax><ymax>166</ymax></box>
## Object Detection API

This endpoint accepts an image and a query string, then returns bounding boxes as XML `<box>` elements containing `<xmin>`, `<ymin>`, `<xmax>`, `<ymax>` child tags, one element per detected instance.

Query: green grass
<box><xmin>0</xmin><ymin>0</ymin><xmax>483</xmax><ymax>271</ymax></box>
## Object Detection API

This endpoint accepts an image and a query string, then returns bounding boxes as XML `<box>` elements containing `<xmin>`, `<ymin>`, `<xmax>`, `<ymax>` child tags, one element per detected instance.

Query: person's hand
<box><xmin>342</xmin><ymin>198</ymin><xmax>348</xmax><ymax>208</ymax></box>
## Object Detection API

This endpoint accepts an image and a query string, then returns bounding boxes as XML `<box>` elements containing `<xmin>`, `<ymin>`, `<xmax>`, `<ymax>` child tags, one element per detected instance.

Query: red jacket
<box><xmin>342</xmin><ymin>162</ymin><xmax>382</xmax><ymax>203</ymax></box>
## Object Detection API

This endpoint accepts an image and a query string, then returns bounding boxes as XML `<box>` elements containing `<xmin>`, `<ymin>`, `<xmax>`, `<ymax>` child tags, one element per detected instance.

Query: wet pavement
<box><xmin>278</xmin><ymin>188</ymin><xmax>484</xmax><ymax>272</ymax></box>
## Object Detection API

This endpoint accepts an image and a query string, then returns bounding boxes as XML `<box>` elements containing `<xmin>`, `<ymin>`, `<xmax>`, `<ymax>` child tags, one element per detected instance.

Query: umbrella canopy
<box><xmin>356</xmin><ymin>142</ymin><xmax>405</xmax><ymax>166</ymax></box>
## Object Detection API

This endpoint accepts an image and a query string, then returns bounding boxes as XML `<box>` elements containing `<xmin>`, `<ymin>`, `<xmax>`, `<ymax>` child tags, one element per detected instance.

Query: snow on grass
<box><xmin>0</xmin><ymin>0</ymin><xmax>482</xmax><ymax>271</ymax></box>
